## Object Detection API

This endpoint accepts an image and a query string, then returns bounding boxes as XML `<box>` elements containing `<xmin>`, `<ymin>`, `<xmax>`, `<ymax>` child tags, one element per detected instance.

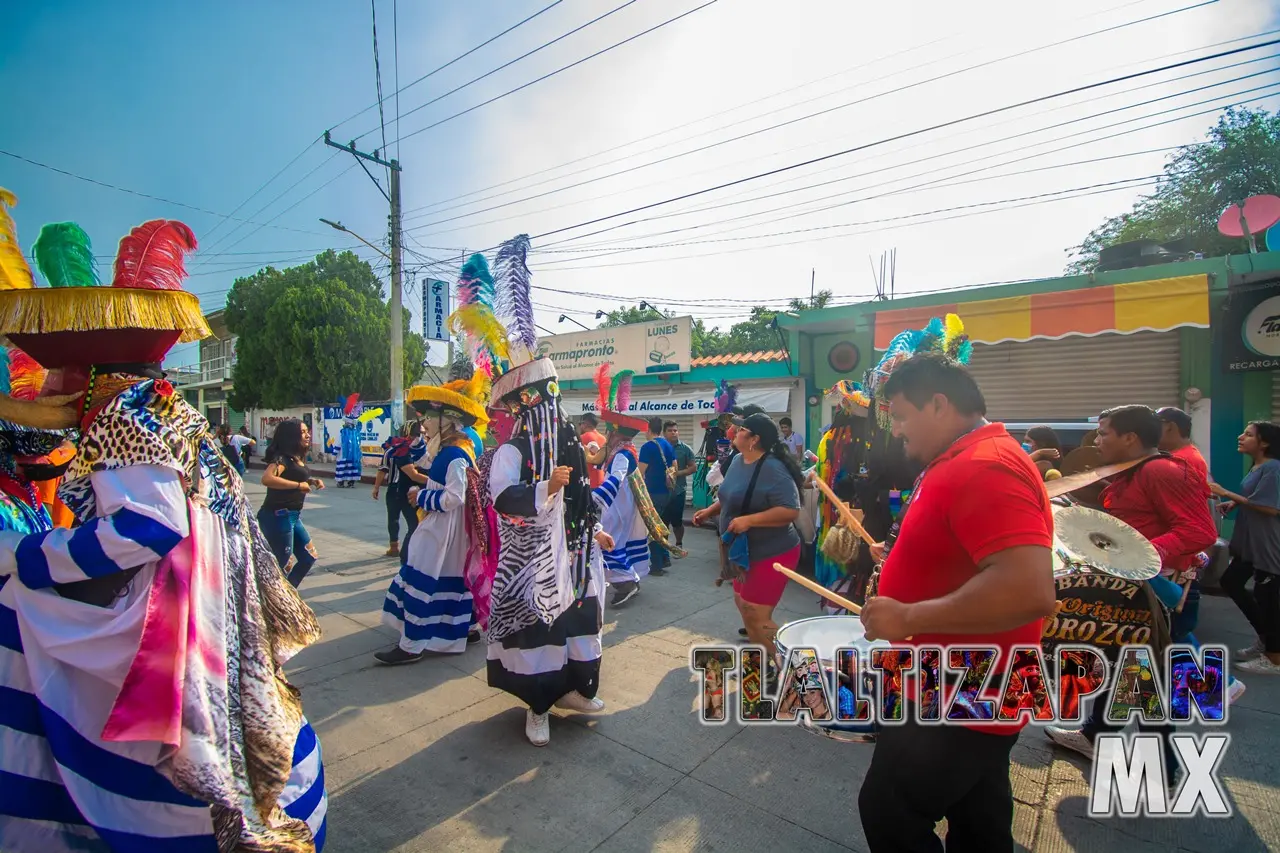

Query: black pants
<box><xmin>859</xmin><ymin>715</ymin><xmax>1017</xmax><ymax>853</ymax></box>
<box><xmin>1222</xmin><ymin>557</ymin><xmax>1280</xmax><ymax>653</ymax></box>
<box><xmin>1082</xmin><ymin>690</ymin><xmax>1178</xmax><ymax>783</ymax></box>
<box><xmin>386</xmin><ymin>491</ymin><xmax>418</xmax><ymax>560</ymax></box>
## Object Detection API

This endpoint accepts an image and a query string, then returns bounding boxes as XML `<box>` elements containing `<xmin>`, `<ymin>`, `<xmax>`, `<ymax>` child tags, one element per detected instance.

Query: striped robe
<box><xmin>0</xmin><ymin>465</ymin><xmax>327</xmax><ymax>852</ymax></box>
<box><xmin>594</xmin><ymin>448</ymin><xmax>649</xmax><ymax>586</ymax></box>
<box><xmin>484</xmin><ymin>442</ymin><xmax>605</xmax><ymax>715</ymax></box>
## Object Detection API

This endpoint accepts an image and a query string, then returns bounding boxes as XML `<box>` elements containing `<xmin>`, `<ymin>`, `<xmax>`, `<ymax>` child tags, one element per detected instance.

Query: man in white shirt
<box><xmin>780</xmin><ymin>417</ymin><xmax>804</xmax><ymax>460</ymax></box>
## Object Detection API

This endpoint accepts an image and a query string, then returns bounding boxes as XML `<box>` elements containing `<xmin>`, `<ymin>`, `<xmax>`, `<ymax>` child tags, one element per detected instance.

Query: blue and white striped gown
<box><xmin>0</xmin><ymin>465</ymin><xmax>327</xmax><ymax>852</ymax></box>
<box><xmin>595</xmin><ymin>450</ymin><xmax>650</xmax><ymax>586</ymax></box>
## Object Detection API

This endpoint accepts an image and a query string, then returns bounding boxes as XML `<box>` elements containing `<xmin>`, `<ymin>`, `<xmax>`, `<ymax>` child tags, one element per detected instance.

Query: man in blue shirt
<box><xmin>638</xmin><ymin>416</ymin><xmax>675</xmax><ymax>574</ymax></box>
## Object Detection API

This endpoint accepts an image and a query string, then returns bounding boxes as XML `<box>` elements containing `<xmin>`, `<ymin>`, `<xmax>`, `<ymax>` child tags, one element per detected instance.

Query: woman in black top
<box><xmin>258</xmin><ymin>419</ymin><xmax>323</xmax><ymax>587</ymax></box>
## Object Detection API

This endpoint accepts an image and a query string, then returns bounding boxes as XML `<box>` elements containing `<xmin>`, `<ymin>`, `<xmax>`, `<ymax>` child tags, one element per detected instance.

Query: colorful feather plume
<box><xmin>494</xmin><ymin>235</ymin><xmax>537</xmax><ymax>359</ymax></box>
<box><xmin>610</xmin><ymin>369</ymin><xmax>635</xmax><ymax>414</ymax></box>
<box><xmin>448</xmin><ymin>303</ymin><xmax>510</xmax><ymax>377</ymax></box>
<box><xmin>1</xmin><ymin>347</ymin><xmax>46</xmax><ymax>401</ymax></box>
<box><xmin>343</xmin><ymin>393</ymin><xmax>361</xmax><ymax>417</ymax></box>
<box><xmin>33</xmin><ymin>222</ymin><xmax>98</xmax><ymax>288</ymax></box>
<box><xmin>0</xmin><ymin>188</ymin><xmax>35</xmax><ymax>291</ymax></box>
<box><xmin>456</xmin><ymin>253</ymin><xmax>496</xmax><ymax>309</ymax></box>
<box><xmin>713</xmin><ymin>380</ymin><xmax>738</xmax><ymax>414</ymax></box>
<box><xmin>942</xmin><ymin>313</ymin><xmax>971</xmax><ymax>364</ymax></box>
<box><xmin>111</xmin><ymin>219</ymin><xmax>197</xmax><ymax>291</ymax></box>
<box><xmin>358</xmin><ymin>407</ymin><xmax>384</xmax><ymax>424</ymax></box>
<box><xmin>594</xmin><ymin>362</ymin><xmax>613</xmax><ymax>415</ymax></box>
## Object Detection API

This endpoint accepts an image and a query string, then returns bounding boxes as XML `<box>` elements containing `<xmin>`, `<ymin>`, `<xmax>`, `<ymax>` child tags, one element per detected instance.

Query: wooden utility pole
<box><xmin>324</xmin><ymin>132</ymin><xmax>405</xmax><ymax>428</ymax></box>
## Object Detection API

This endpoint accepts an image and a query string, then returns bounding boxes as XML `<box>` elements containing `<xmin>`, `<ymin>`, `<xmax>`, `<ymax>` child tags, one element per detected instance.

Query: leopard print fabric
<box><xmin>60</xmin><ymin>379</ymin><xmax>247</xmax><ymax>529</ymax></box>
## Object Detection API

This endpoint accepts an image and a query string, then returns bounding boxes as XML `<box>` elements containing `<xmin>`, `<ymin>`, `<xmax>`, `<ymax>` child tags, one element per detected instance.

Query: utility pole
<box><xmin>324</xmin><ymin>131</ymin><xmax>405</xmax><ymax>428</ymax></box>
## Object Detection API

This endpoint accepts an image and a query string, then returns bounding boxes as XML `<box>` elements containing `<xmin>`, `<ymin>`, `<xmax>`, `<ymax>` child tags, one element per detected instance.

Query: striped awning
<box><xmin>873</xmin><ymin>274</ymin><xmax>1209</xmax><ymax>350</ymax></box>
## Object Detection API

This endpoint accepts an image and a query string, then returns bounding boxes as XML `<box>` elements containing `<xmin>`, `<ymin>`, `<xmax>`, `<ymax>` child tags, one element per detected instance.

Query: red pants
<box><xmin>733</xmin><ymin>544</ymin><xmax>801</xmax><ymax>607</ymax></box>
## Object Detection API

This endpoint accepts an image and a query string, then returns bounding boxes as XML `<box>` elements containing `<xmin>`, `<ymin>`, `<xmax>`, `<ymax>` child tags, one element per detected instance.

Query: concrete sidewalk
<box><xmin>262</xmin><ymin>480</ymin><xmax>1280</xmax><ymax>852</ymax></box>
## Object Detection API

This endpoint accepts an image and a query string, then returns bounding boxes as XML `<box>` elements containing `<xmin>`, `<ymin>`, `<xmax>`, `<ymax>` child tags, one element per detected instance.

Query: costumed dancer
<box><xmin>376</xmin><ymin>372</ymin><xmax>491</xmax><ymax>663</ymax></box>
<box><xmin>484</xmin><ymin>235</ymin><xmax>610</xmax><ymax>747</ymax></box>
<box><xmin>591</xmin><ymin>362</ymin><xmax>653</xmax><ymax>608</ymax></box>
<box><xmin>0</xmin><ymin>199</ymin><xmax>328</xmax><ymax>851</ymax></box>
<box><xmin>334</xmin><ymin>393</ymin><xmax>364</xmax><ymax>487</ymax></box>
<box><xmin>697</xmin><ymin>382</ymin><xmax>737</xmax><ymax>498</ymax></box>
<box><xmin>813</xmin><ymin>380</ymin><xmax>871</xmax><ymax>602</ymax></box>
<box><xmin>0</xmin><ymin>344</ymin><xmax>76</xmax><ymax>535</ymax></box>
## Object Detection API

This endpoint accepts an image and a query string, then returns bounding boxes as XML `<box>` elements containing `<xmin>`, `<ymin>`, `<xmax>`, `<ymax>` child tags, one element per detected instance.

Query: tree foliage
<box><xmin>224</xmin><ymin>250</ymin><xmax>426</xmax><ymax>410</ymax></box>
<box><xmin>596</xmin><ymin>291</ymin><xmax>833</xmax><ymax>357</ymax></box>
<box><xmin>1065</xmin><ymin>108</ymin><xmax>1280</xmax><ymax>274</ymax></box>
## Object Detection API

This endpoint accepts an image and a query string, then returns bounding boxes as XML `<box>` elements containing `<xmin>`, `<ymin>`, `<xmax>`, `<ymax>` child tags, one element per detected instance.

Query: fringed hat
<box><xmin>592</xmin><ymin>362</ymin><xmax>646</xmax><ymax>435</ymax></box>
<box><xmin>825</xmin><ymin>379</ymin><xmax>871</xmax><ymax>417</ymax></box>
<box><xmin>407</xmin><ymin>371</ymin><xmax>491</xmax><ymax>432</ymax></box>
<box><xmin>0</xmin><ymin>190</ymin><xmax>209</xmax><ymax>371</ymax></box>
<box><xmin>0</xmin><ymin>343</ymin><xmax>77</xmax><ymax>450</ymax></box>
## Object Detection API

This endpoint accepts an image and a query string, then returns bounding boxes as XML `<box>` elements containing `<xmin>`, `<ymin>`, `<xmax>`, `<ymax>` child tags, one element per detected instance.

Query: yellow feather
<box><xmin>941</xmin><ymin>312</ymin><xmax>964</xmax><ymax>352</ymax></box>
<box><xmin>0</xmin><ymin>187</ymin><xmax>34</xmax><ymax>291</ymax></box>
<box><xmin>448</xmin><ymin>303</ymin><xmax>510</xmax><ymax>364</ymax></box>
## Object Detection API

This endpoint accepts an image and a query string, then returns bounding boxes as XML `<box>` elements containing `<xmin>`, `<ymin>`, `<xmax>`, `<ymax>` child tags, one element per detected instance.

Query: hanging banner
<box><xmin>1223</xmin><ymin>281</ymin><xmax>1280</xmax><ymax>372</ymax></box>
<box><xmin>422</xmin><ymin>278</ymin><xmax>451</xmax><ymax>343</ymax></box>
<box><xmin>321</xmin><ymin>402</ymin><xmax>394</xmax><ymax>465</ymax></box>
<box><xmin>561</xmin><ymin>385</ymin><xmax>791</xmax><ymax>417</ymax></box>
<box><xmin>535</xmin><ymin>316</ymin><xmax>693</xmax><ymax>381</ymax></box>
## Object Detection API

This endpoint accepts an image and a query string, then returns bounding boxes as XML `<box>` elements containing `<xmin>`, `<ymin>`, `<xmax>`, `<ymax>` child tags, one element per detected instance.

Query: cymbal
<box><xmin>1059</xmin><ymin>446</ymin><xmax>1102</xmax><ymax>476</ymax></box>
<box><xmin>1052</xmin><ymin>505</ymin><xmax>1161</xmax><ymax>581</ymax></box>
<box><xmin>1045</xmin><ymin>457</ymin><xmax>1143</xmax><ymax>499</ymax></box>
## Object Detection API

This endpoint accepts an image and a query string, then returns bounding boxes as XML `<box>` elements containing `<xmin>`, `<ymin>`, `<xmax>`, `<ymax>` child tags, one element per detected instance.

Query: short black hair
<box><xmin>1025</xmin><ymin>425</ymin><xmax>1060</xmax><ymax>450</ymax></box>
<box><xmin>881</xmin><ymin>353</ymin><xmax>986</xmax><ymax>416</ymax></box>
<box><xmin>1100</xmin><ymin>405</ymin><xmax>1161</xmax><ymax>449</ymax></box>
<box><xmin>662</xmin><ymin>420</ymin><xmax>677</xmax><ymax>431</ymax></box>
<box><xmin>580</xmin><ymin>412</ymin><xmax>598</xmax><ymax>426</ymax></box>
<box><xmin>647</xmin><ymin>416</ymin><xmax>664</xmax><ymax>433</ymax></box>
<box><xmin>779</xmin><ymin>417</ymin><xmax>792</xmax><ymax>427</ymax></box>
<box><xmin>1156</xmin><ymin>406</ymin><xmax>1192</xmax><ymax>438</ymax></box>
<box><xmin>1250</xmin><ymin>421</ymin><xmax>1280</xmax><ymax>459</ymax></box>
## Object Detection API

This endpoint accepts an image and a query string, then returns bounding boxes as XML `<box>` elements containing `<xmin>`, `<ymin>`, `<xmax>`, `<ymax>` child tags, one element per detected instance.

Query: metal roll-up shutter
<box><xmin>1272</xmin><ymin>372</ymin><xmax>1280</xmax><ymax>421</ymax></box>
<box><xmin>228</xmin><ymin>407</ymin><xmax>246</xmax><ymax>432</ymax></box>
<box><xmin>966</xmin><ymin>331</ymin><xmax>1181</xmax><ymax>421</ymax></box>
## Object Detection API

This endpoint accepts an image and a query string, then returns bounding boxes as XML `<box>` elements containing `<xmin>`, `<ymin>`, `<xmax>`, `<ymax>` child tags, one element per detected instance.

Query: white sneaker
<box><xmin>1236</xmin><ymin>656</ymin><xmax>1280</xmax><ymax>675</ymax></box>
<box><xmin>1228</xmin><ymin>678</ymin><xmax>1247</xmax><ymax>705</ymax></box>
<box><xmin>525</xmin><ymin>709</ymin><xmax>550</xmax><ymax>747</ymax></box>
<box><xmin>554</xmin><ymin>691</ymin><xmax>606</xmax><ymax>713</ymax></box>
<box><xmin>1045</xmin><ymin>725</ymin><xmax>1095</xmax><ymax>759</ymax></box>
<box><xmin>1236</xmin><ymin>637</ymin><xmax>1265</xmax><ymax>661</ymax></box>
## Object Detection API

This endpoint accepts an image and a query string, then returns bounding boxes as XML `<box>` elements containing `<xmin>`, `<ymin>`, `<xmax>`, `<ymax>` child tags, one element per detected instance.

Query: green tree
<box><xmin>224</xmin><ymin>250</ymin><xmax>426</xmax><ymax>409</ymax></box>
<box><xmin>1065</xmin><ymin>108</ymin><xmax>1280</xmax><ymax>274</ymax></box>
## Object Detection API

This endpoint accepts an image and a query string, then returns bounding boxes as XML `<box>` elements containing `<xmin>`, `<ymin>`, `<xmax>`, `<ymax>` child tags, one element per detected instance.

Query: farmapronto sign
<box><xmin>535</xmin><ymin>316</ymin><xmax>693</xmax><ymax>381</ymax></box>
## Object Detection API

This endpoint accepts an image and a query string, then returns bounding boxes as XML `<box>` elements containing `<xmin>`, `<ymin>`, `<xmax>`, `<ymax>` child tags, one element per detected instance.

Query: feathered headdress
<box><xmin>865</xmin><ymin>313</ymin><xmax>970</xmax><ymax>427</ymax></box>
<box><xmin>0</xmin><ymin>211</ymin><xmax>209</xmax><ymax>370</ymax></box>
<box><xmin>494</xmin><ymin>235</ymin><xmax>536</xmax><ymax>364</ymax></box>
<box><xmin>591</xmin><ymin>361</ymin><xmax>646</xmax><ymax>433</ymax></box>
<box><xmin>825</xmin><ymin>379</ymin><xmax>870</xmax><ymax>415</ymax></box>
<box><xmin>0</xmin><ymin>189</ymin><xmax>35</xmax><ymax>291</ymax></box>
<box><xmin>713</xmin><ymin>380</ymin><xmax>738</xmax><ymax>414</ymax></box>
<box><xmin>449</xmin><ymin>253</ymin><xmax>510</xmax><ymax>379</ymax></box>
<box><xmin>406</xmin><ymin>371</ymin><xmax>492</xmax><ymax>435</ymax></box>
<box><xmin>342</xmin><ymin>393</ymin><xmax>362</xmax><ymax>417</ymax></box>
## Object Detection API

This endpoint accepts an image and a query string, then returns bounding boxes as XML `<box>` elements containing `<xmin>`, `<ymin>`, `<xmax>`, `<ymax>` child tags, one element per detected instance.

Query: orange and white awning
<box><xmin>873</xmin><ymin>274</ymin><xmax>1209</xmax><ymax>350</ymax></box>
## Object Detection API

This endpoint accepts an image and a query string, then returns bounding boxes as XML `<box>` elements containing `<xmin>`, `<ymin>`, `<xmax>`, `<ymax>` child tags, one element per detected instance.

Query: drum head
<box><xmin>775</xmin><ymin>615</ymin><xmax>889</xmax><ymax>663</ymax></box>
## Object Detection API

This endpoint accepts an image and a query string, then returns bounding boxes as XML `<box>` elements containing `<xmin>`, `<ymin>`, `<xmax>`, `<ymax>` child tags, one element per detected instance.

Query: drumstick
<box><xmin>1045</xmin><ymin>458</ymin><xmax>1143</xmax><ymax>499</ymax></box>
<box><xmin>809</xmin><ymin>474</ymin><xmax>875</xmax><ymax>543</ymax></box>
<box><xmin>773</xmin><ymin>562</ymin><xmax>862</xmax><ymax>615</ymax></box>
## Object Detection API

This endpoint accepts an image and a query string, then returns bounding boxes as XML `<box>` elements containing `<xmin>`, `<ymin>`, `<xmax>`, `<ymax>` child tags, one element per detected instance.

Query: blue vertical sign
<box><xmin>423</xmin><ymin>278</ymin><xmax>450</xmax><ymax>342</ymax></box>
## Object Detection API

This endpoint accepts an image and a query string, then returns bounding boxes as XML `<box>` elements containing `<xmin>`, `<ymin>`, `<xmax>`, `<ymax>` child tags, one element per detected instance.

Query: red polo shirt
<box><xmin>1171</xmin><ymin>443</ymin><xmax>1211</xmax><ymax>498</ymax></box>
<box><xmin>876</xmin><ymin>422</ymin><xmax>1053</xmax><ymax>734</ymax></box>
<box><xmin>1100</xmin><ymin>454</ymin><xmax>1217</xmax><ymax>574</ymax></box>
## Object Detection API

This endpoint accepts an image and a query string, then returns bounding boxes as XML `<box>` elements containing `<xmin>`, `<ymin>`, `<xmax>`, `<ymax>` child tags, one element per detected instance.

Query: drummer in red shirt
<box><xmin>858</xmin><ymin>354</ymin><xmax>1056</xmax><ymax>853</ymax></box>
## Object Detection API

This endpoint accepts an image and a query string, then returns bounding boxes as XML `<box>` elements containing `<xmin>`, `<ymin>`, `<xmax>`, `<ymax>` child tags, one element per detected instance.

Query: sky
<box><xmin>3</xmin><ymin>0</ymin><xmax>1279</xmax><ymax>369</ymax></box>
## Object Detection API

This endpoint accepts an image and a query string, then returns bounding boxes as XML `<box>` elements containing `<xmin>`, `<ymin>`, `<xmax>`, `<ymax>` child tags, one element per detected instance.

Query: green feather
<box><xmin>32</xmin><ymin>222</ymin><xmax>98</xmax><ymax>288</ymax></box>
<box><xmin>609</xmin><ymin>369</ymin><xmax>634</xmax><ymax>409</ymax></box>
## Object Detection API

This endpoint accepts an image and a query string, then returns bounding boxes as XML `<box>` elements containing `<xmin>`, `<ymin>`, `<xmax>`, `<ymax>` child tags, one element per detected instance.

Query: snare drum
<box><xmin>773</xmin><ymin>615</ymin><xmax>889</xmax><ymax>744</ymax></box>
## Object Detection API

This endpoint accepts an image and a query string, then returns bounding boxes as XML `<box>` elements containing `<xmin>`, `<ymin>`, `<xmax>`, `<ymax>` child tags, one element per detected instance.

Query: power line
<box><xmin>371</xmin><ymin>0</ymin><xmax>390</xmax><ymax>175</ymax></box>
<box><xmin>354</xmin><ymin>0</ymin><xmax>642</xmax><ymax>144</ymax></box>
<box><xmin>393</xmin><ymin>0</ymin><xmax>401</xmax><ymax>164</ymax></box>
<box><xmin>329</xmin><ymin>0</ymin><xmax>567</xmax><ymax>136</ymax></box>
<box><xmin>199</xmin><ymin>138</ymin><xmax>323</xmax><ymax>244</ymax></box>
<box><xmin>523</xmin><ymin>36</ymin><xmax>1280</xmax><ymax>243</ymax></box>
<box><xmin>401</xmin><ymin>0</ymin><xmax>1221</xmax><ymax>230</ymax></box>
<box><xmin>388</xmin><ymin>0</ymin><xmax>722</xmax><ymax>146</ymax></box>
<box><xmin>0</xmin><ymin>148</ymin><xmax>327</xmax><ymax>239</ymax></box>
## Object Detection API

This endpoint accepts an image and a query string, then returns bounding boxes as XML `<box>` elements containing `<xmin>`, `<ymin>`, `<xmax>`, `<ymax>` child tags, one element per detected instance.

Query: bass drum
<box><xmin>773</xmin><ymin>615</ymin><xmax>888</xmax><ymax>744</ymax></box>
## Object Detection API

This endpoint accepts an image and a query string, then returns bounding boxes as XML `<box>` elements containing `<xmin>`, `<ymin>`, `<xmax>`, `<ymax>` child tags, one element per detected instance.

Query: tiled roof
<box><xmin>690</xmin><ymin>349</ymin><xmax>787</xmax><ymax>368</ymax></box>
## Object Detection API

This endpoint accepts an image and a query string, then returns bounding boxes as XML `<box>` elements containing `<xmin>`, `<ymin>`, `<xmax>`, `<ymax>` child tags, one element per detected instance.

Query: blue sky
<box><xmin>4</xmin><ymin>0</ymin><xmax>1279</xmax><ymax>369</ymax></box>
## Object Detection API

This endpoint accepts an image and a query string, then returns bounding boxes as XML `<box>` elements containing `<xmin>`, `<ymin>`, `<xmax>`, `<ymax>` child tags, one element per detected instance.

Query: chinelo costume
<box><xmin>0</xmin><ymin>192</ymin><xmax>328</xmax><ymax>852</ymax></box>
<box><xmin>590</xmin><ymin>361</ymin><xmax>662</xmax><ymax>608</ymax></box>
<box><xmin>0</xmin><ymin>343</ymin><xmax>75</xmax><ymax>537</ymax></box>
<box><xmin>476</xmin><ymin>235</ymin><xmax>607</xmax><ymax>747</ymax></box>
<box><xmin>376</xmin><ymin>372</ymin><xmax>491</xmax><ymax>664</ymax></box>
<box><xmin>334</xmin><ymin>394</ymin><xmax>364</xmax><ymax>487</ymax></box>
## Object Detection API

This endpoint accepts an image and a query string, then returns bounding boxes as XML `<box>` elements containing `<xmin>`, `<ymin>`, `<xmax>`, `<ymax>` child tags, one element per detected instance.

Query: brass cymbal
<box><xmin>1052</xmin><ymin>505</ymin><xmax>1161</xmax><ymax>581</ymax></box>
<box><xmin>1059</xmin><ymin>446</ymin><xmax>1102</xmax><ymax>476</ymax></box>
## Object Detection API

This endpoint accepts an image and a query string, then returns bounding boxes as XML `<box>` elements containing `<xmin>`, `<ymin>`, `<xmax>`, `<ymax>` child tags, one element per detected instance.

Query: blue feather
<box><xmin>495</xmin><ymin>235</ymin><xmax>537</xmax><ymax>354</ymax></box>
<box><xmin>0</xmin><ymin>348</ymin><xmax>10</xmax><ymax>396</ymax></box>
<box><xmin>457</xmin><ymin>253</ymin><xmax>496</xmax><ymax>311</ymax></box>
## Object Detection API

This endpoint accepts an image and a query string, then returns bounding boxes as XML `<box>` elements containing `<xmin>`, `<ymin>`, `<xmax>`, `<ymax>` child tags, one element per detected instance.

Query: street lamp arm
<box><xmin>319</xmin><ymin>218</ymin><xmax>391</xmax><ymax>261</ymax></box>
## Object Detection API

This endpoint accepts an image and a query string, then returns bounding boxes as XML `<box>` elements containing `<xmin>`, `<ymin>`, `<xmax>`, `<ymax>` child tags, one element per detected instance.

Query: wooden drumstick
<box><xmin>808</xmin><ymin>474</ymin><xmax>875</xmax><ymax>544</ymax></box>
<box><xmin>773</xmin><ymin>562</ymin><xmax>862</xmax><ymax>615</ymax></box>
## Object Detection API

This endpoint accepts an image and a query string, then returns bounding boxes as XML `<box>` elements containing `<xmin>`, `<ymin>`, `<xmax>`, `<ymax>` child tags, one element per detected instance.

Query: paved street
<box><xmin>259</xmin><ymin>480</ymin><xmax>1280</xmax><ymax>852</ymax></box>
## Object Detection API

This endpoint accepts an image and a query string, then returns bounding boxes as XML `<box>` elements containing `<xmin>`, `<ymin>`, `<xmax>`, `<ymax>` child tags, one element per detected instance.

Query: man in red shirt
<box><xmin>859</xmin><ymin>354</ymin><xmax>1057</xmax><ymax>853</ymax></box>
<box><xmin>1157</xmin><ymin>406</ymin><xmax>1211</xmax><ymax>493</ymax></box>
<box><xmin>577</xmin><ymin>413</ymin><xmax>607</xmax><ymax>489</ymax></box>
<box><xmin>1045</xmin><ymin>405</ymin><xmax>1218</xmax><ymax>780</ymax></box>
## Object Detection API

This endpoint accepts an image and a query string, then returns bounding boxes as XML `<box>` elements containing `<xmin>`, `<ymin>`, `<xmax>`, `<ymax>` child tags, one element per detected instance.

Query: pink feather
<box><xmin>615</xmin><ymin>374</ymin><xmax>633</xmax><ymax>414</ymax></box>
<box><xmin>594</xmin><ymin>362</ymin><xmax>612</xmax><ymax>414</ymax></box>
<box><xmin>111</xmin><ymin>220</ymin><xmax>198</xmax><ymax>291</ymax></box>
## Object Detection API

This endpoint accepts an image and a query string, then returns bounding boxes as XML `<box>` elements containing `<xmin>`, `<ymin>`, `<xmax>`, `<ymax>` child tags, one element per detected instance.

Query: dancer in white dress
<box><xmin>377</xmin><ymin>373</ymin><xmax>490</xmax><ymax>664</ymax></box>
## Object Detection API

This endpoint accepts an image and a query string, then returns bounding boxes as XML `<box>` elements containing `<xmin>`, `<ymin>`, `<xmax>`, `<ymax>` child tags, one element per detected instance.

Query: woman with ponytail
<box><xmin>692</xmin><ymin>412</ymin><xmax>802</xmax><ymax>681</ymax></box>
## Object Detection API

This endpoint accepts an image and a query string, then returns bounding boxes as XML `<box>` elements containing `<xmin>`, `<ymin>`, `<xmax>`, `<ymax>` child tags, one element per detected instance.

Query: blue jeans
<box><xmin>257</xmin><ymin>506</ymin><xmax>316</xmax><ymax>587</ymax></box>
<box><xmin>649</xmin><ymin>492</ymin><xmax>673</xmax><ymax>570</ymax></box>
